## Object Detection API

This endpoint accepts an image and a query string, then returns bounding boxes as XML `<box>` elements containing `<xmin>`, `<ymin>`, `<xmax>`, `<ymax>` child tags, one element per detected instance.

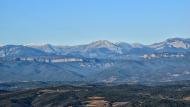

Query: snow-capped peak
<box><xmin>86</xmin><ymin>40</ymin><xmax>122</xmax><ymax>54</ymax></box>
<box><xmin>89</xmin><ymin>40</ymin><xmax>115</xmax><ymax>47</ymax></box>
<box><xmin>150</xmin><ymin>38</ymin><xmax>190</xmax><ymax>51</ymax></box>
<box><xmin>166</xmin><ymin>38</ymin><xmax>190</xmax><ymax>49</ymax></box>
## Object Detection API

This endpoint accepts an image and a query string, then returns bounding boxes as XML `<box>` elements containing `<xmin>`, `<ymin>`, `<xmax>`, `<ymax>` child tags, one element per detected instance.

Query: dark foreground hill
<box><xmin>1</xmin><ymin>82</ymin><xmax>190</xmax><ymax>107</ymax></box>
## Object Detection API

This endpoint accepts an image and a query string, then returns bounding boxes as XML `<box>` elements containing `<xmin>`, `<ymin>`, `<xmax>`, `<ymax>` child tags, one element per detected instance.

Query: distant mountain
<box><xmin>31</xmin><ymin>44</ymin><xmax>64</xmax><ymax>54</ymax></box>
<box><xmin>31</xmin><ymin>40</ymin><xmax>123</xmax><ymax>58</ymax></box>
<box><xmin>149</xmin><ymin>38</ymin><xmax>190</xmax><ymax>53</ymax></box>
<box><xmin>78</xmin><ymin>40</ymin><xmax>122</xmax><ymax>58</ymax></box>
<box><xmin>1</xmin><ymin>55</ymin><xmax>190</xmax><ymax>83</ymax></box>
<box><xmin>1</xmin><ymin>38</ymin><xmax>190</xmax><ymax>58</ymax></box>
<box><xmin>85</xmin><ymin>40</ymin><xmax>121</xmax><ymax>52</ymax></box>
<box><xmin>116</xmin><ymin>42</ymin><xmax>132</xmax><ymax>52</ymax></box>
<box><xmin>0</xmin><ymin>45</ymin><xmax>48</xmax><ymax>57</ymax></box>
<box><xmin>1</xmin><ymin>37</ymin><xmax>190</xmax><ymax>83</ymax></box>
<box><xmin>89</xmin><ymin>57</ymin><xmax>190</xmax><ymax>83</ymax></box>
<box><xmin>0</xmin><ymin>61</ymin><xmax>85</xmax><ymax>81</ymax></box>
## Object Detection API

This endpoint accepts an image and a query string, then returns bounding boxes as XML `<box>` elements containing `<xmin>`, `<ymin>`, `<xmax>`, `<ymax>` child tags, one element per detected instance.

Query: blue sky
<box><xmin>0</xmin><ymin>0</ymin><xmax>190</xmax><ymax>45</ymax></box>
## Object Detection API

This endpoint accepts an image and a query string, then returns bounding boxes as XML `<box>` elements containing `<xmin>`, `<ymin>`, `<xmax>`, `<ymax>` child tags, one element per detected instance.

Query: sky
<box><xmin>0</xmin><ymin>0</ymin><xmax>190</xmax><ymax>45</ymax></box>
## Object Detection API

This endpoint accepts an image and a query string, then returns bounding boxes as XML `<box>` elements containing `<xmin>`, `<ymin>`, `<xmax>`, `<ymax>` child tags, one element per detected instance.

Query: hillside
<box><xmin>1</xmin><ymin>82</ymin><xmax>190</xmax><ymax>107</ymax></box>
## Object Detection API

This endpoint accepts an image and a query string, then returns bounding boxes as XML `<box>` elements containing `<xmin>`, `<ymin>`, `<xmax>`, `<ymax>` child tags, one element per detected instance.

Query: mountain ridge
<box><xmin>1</xmin><ymin>37</ymin><xmax>190</xmax><ymax>83</ymax></box>
<box><xmin>1</xmin><ymin>37</ymin><xmax>190</xmax><ymax>58</ymax></box>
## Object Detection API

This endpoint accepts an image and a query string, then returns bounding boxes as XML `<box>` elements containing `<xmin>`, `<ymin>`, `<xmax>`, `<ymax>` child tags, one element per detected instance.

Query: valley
<box><xmin>1</xmin><ymin>82</ymin><xmax>190</xmax><ymax>107</ymax></box>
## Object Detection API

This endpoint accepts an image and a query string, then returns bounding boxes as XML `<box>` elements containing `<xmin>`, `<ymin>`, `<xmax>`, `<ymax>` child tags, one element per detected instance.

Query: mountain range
<box><xmin>1</xmin><ymin>38</ymin><xmax>190</xmax><ymax>58</ymax></box>
<box><xmin>0</xmin><ymin>37</ymin><xmax>190</xmax><ymax>84</ymax></box>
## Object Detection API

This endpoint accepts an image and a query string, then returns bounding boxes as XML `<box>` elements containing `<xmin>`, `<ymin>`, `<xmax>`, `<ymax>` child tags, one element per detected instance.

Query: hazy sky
<box><xmin>0</xmin><ymin>0</ymin><xmax>190</xmax><ymax>45</ymax></box>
